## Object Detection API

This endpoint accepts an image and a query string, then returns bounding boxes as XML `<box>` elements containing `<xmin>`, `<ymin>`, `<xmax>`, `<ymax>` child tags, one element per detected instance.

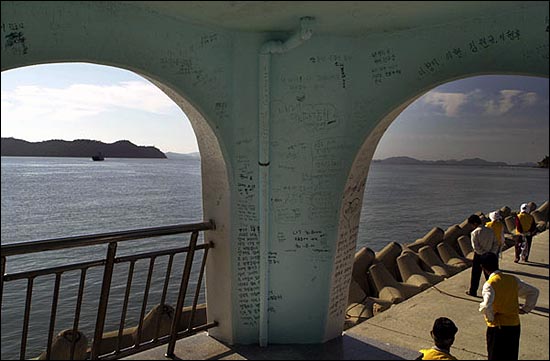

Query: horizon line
<box><xmin>3</xmin><ymin>137</ymin><xmax>543</xmax><ymax>162</ymax></box>
<box><xmin>372</xmin><ymin>155</ymin><xmax>545</xmax><ymax>165</ymax></box>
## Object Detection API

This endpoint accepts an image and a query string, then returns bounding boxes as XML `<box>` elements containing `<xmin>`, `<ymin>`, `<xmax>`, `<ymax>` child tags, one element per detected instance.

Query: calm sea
<box><xmin>1</xmin><ymin>156</ymin><xmax>548</xmax><ymax>359</ymax></box>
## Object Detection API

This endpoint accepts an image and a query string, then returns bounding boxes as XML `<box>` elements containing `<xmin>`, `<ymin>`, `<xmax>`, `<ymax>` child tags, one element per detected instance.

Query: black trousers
<box><xmin>487</xmin><ymin>325</ymin><xmax>521</xmax><ymax>360</ymax></box>
<box><xmin>469</xmin><ymin>253</ymin><xmax>491</xmax><ymax>295</ymax></box>
<box><xmin>514</xmin><ymin>235</ymin><xmax>533</xmax><ymax>261</ymax></box>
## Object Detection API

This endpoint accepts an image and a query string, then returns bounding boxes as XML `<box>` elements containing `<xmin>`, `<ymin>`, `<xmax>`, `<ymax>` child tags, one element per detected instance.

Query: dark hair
<box><xmin>432</xmin><ymin>317</ymin><xmax>458</xmax><ymax>341</ymax></box>
<box><xmin>467</xmin><ymin>214</ymin><xmax>481</xmax><ymax>226</ymax></box>
<box><xmin>479</xmin><ymin>252</ymin><xmax>499</xmax><ymax>273</ymax></box>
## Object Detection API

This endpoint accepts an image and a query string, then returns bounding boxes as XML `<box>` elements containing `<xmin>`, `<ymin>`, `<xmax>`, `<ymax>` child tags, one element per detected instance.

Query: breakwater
<box><xmin>346</xmin><ymin>200</ymin><xmax>549</xmax><ymax>328</ymax></box>
<box><xmin>32</xmin><ymin>304</ymin><xmax>207</xmax><ymax>360</ymax></box>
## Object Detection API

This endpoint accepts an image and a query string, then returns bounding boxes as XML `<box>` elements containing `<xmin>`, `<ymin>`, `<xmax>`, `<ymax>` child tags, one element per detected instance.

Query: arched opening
<box><xmin>1</xmin><ymin>62</ymin><xmax>232</xmax><ymax>359</ymax></box>
<box><xmin>359</xmin><ymin>74</ymin><xmax>549</xmax><ymax>252</ymax></box>
<box><xmin>336</xmin><ymin>74</ymin><xmax>548</xmax><ymax>332</ymax></box>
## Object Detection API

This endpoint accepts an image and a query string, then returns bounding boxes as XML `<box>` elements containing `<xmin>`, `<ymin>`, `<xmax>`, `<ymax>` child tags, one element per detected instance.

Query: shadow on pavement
<box><xmin>203</xmin><ymin>334</ymin><xmax>419</xmax><ymax>360</ymax></box>
<box><xmin>500</xmin><ymin>268</ymin><xmax>549</xmax><ymax>281</ymax></box>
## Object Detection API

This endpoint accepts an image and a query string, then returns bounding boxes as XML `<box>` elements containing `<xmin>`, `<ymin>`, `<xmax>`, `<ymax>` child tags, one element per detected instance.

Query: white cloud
<box><xmin>483</xmin><ymin>89</ymin><xmax>538</xmax><ymax>116</ymax></box>
<box><xmin>0</xmin><ymin>91</ymin><xmax>15</xmax><ymax>112</ymax></box>
<box><xmin>484</xmin><ymin>89</ymin><xmax>519</xmax><ymax>115</ymax></box>
<box><xmin>422</xmin><ymin>89</ymin><xmax>541</xmax><ymax>118</ymax></box>
<box><xmin>422</xmin><ymin>91</ymin><xmax>468</xmax><ymax>117</ymax></box>
<box><xmin>520</xmin><ymin>92</ymin><xmax>538</xmax><ymax>106</ymax></box>
<box><xmin>1</xmin><ymin>81</ymin><xmax>178</xmax><ymax>123</ymax></box>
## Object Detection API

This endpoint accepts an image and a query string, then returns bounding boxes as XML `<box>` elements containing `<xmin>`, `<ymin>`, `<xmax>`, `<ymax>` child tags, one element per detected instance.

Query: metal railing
<box><xmin>1</xmin><ymin>220</ymin><xmax>217</xmax><ymax>360</ymax></box>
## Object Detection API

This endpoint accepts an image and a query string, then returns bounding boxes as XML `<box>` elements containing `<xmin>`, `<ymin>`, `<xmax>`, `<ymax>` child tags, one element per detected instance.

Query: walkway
<box><xmin>125</xmin><ymin>230</ymin><xmax>549</xmax><ymax>360</ymax></box>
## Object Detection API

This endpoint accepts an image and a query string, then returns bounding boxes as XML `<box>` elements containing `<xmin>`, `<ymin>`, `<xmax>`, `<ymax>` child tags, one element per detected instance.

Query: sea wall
<box><xmin>345</xmin><ymin>201</ymin><xmax>549</xmax><ymax>328</ymax></box>
<box><xmin>32</xmin><ymin>200</ymin><xmax>549</xmax><ymax>357</ymax></box>
<box><xmin>33</xmin><ymin>303</ymin><xmax>207</xmax><ymax>360</ymax></box>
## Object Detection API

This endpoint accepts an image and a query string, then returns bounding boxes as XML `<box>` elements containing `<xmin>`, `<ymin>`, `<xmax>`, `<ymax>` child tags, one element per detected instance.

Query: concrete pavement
<box><xmin>125</xmin><ymin>230</ymin><xmax>549</xmax><ymax>360</ymax></box>
<box><xmin>345</xmin><ymin>229</ymin><xmax>549</xmax><ymax>360</ymax></box>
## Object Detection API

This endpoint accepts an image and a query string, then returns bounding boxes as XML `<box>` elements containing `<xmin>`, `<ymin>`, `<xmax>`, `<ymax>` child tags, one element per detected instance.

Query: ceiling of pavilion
<box><xmin>121</xmin><ymin>1</ymin><xmax>536</xmax><ymax>36</ymax></box>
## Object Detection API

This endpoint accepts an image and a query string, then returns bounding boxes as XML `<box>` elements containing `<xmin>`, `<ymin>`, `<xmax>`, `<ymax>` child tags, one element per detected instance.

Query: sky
<box><xmin>1</xmin><ymin>63</ymin><xmax>549</xmax><ymax>164</ymax></box>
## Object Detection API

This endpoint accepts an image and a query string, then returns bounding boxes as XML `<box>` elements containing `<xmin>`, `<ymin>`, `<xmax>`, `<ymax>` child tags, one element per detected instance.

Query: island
<box><xmin>372</xmin><ymin>156</ymin><xmax>538</xmax><ymax>168</ymax></box>
<box><xmin>165</xmin><ymin>151</ymin><xmax>201</xmax><ymax>160</ymax></box>
<box><xmin>1</xmin><ymin>138</ymin><xmax>166</xmax><ymax>159</ymax></box>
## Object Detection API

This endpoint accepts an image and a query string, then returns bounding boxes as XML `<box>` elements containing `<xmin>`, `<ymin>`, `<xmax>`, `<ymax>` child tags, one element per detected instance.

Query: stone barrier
<box><xmin>348</xmin><ymin>278</ymin><xmax>367</xmax><ymax>304</ymax></box>
<box><xmin>133</xmin><ymin>304</ymin><xmax>175</xmax><ymax>344</ymax></box>
<box><xmin>532</xmin><ymin>210</ymin><xmax>544</xmax><ymax>224</ymax></box>
<box><xmin>437</xmin><ymin>242</ymin><xmax>471</xmax><ymax>269</ymax></box>
<box><xmin>345</xmin><ymin>279</ymin><xmax>392</xmax><ymax>328</ymax></box>
<box><xmin>346</xmin><ymin>201</ymin><xmax>548</xmax><ymax>329</ymax></box>
<box><xmin>375</xmin><ymin>242</ymin><xmax>402</xmax><ymax>281</ymax></box>
<box><xmin>418</xmin><ymin>245</ymin><xmax>461</xmax><ymax>278</ymax></box>
<box><xmin>37</xmin><ymin>329</ymin><xmax>88</xmax><ymax>360</ymax></box>
<box><xmin>442</xmin><ymin>224</ymin><xmax>466</xmax><ymax>254</ymax></box>
<box><xmin>345</xmin><ymin>297</ymin><xmax>392</xmax><ymax>326</ymax></box>
<box><xmin>95</xmin><ymin>303</ymin><xmax>207</xmax><ymax>355</ymax></box>
<box><xmin>457</xmin><ymin>235</ymin><xmax>474</xmax><ymax>260</ymax></box>
<box><xmin>351</xmin><ymin>247</ymin><xmax>376</xmax><ymax>295</ymax></box>
<box><xmin>368</xmin><ymin>262</ymin><xmax>422</xmax><ymax>304</ymax></box>
<box><xmin>537</xmin><ymin>201</ymin><xmax>548</xmax><ymax>221</ymax></box>
<box><xmin>500</xmin><ymin>205</ymin><xmax>511</xmax><ymax>218</ymax></box>
<box><xmin>396</xmin><ymin>252</ymin><xmax>444</xmax><ymax>287</ymax></box>
<box><xmin>459</xmin><ymin>218</ymin><xmax>475</xmax><ymax>234</ymax></box>
<box><xmin>403</xmin><ymin>227</ymin><xmax>444</xmax><ymax>253</ymax></box>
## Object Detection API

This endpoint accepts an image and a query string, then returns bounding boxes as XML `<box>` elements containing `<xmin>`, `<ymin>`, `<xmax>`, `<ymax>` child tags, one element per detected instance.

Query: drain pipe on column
<box><xmin>258</xmin><ymin>16</ymin><xmax>315</xmax><ymax>347</ymax></box>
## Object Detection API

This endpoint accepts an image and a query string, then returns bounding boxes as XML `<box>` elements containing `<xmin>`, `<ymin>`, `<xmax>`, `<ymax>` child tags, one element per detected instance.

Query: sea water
<box><xmin>1</xmin><ymin>156</ymin><xmax>548</xmax><ymax>359</ymax></box>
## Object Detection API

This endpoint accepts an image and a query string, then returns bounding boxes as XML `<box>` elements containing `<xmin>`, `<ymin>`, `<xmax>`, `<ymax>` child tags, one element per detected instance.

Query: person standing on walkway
<box><xmin>479</xmin><ymin>252</ymin><xmax>539</xmax><ymax>360</ymax></box>
<box><xmin>416</xmin><ymin>317</ymin><xmax>459</xmax><ymax>360</ymax></box>
<box><xmin>486</xmin><ymin>211</ymin><xmax>505</xmax><ymax>259</ymax></box>
<box><xmin>466</xmin><ymin>214</ymin><xmax>499</xmax><ymax>297</ymax></box>
<box><xmin>514</xmin><ymin>203</ymin><xmax>536</xmax><ymax>262</ymax></box>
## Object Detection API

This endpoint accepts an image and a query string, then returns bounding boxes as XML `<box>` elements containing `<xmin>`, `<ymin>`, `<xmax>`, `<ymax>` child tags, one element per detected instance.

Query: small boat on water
<box><xmin>92</xmin><ymin>152</ymin><xmax>104</xmax><ymax>161</ymax></box>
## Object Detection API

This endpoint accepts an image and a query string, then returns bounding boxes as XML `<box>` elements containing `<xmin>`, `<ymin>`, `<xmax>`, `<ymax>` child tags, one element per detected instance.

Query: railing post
<box><xmin>166</xmin><ymin>231</ymin><xmax>198</xmax><ymax>357</ymax></box>
<box><xmin>20</xmin><ymin>277</ymin><xmax>34</xmax><ymax>360</ymax></box>
<box><xmin>187</xmin><ymin>242</ymin><xmax>212</xmax><ymax>331</ymax></box>
<box><xmin>135</xmin><ymin>257</ymin><xmax>156</xmax><ymax>346</ymax></box>
<box><xmin>70</xmin><ymin>268</ymin><xmax>87</xmax><ymax>360</ymax></box>
<box><xmin>45</xmin><ymin>273</ymin><xmax>62</xmax><ymax>360</ymax></box>
<box><xmin>91</xmin><ymin>242</ymin><xmax>117</xmax><ymax>359</ymax></box>
<box><xmin>116</xmin><ymin>261</ymin><xmax>135</xmax><ymax>353</ymax></box>
<box><xmin>0</xmin><ymin>256</ymin><xmax>5</xmax><ymax>302</ymax></box>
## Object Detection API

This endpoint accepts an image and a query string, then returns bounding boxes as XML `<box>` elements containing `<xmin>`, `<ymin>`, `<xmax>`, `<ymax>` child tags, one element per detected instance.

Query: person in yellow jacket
<box><xmin>514</xmin><ymin>203</ymin><xmax>537</xmax><ymax>262</ymax></box>
<box><xmin>417</xmin><ymin>317</ymin><xmax>458</xmax><ymax>360</ymax></box>
<box><xmin>485</xmin><ymin>211</ymin><xmax>505</xmax><ymax>258</ymax></box>
<box><xmin>479</xmin><ymin>252</ymin><xmax>539</xmax><ymax>360</ymax></box>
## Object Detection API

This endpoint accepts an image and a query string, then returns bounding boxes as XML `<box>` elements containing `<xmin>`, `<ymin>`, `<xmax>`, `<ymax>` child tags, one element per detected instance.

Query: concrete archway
<box><xmin>1</xmin><ymin>61</ymin><xmax>234</xmax><ymax>342</ymax></box>
<box><xmin>328</xmin><ymin>72</ymin><xmax>548</xmax><ymax>339</ymax></box>
<box><xmin>144</xmin><ymin>76</ymin><xmax>233</xmax><ymax>341</ymax></box>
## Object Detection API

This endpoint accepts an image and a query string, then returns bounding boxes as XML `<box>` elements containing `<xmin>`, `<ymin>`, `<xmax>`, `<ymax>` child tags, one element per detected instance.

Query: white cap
<box><xmin>520</xmin><ymin>203</ymin><xmax>529</xmax><ymax>213</ymax></box>
<box><xmin>489</xmin><ymin>211</ymin><xmax>501</xmax><ymax>221</ymax></box>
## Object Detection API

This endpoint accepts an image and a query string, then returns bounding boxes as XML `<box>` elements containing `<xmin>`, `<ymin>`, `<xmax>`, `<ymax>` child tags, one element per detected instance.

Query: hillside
<box><xmin>1</xmin><ymin>138</ymin><xmax>166</xmax><ymax>159</ymax></box>
<box><xmin>165</xmin><ymin>151</ymin><xmax>201</xmax><ymax>160</ymax></box>
<box><xmin>373</xmin><ymin>156</ymin><xmax>535</xmax><ymax>167</ymax></box>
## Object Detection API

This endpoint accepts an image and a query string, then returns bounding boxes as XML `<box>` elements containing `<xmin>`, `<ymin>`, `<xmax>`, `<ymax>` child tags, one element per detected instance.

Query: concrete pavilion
<box><xmin>1</xmin><ymin>1</ymin><xmax>548</xmax><ymax>347</ymax></box>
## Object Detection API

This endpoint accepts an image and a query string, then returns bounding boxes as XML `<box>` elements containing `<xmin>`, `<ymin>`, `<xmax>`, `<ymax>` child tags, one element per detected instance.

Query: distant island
<box><xmin>1</xmin><ymin>137</ymin><xmax>166</xmax><ymax>159</ymax></box>
<box><xmin>372</xmin><ymin>156</ymin><xmax>538</xmax><ymax>168</ymax></box>
<box><xmin>165</xmin><ymin>151</ymin><xmax>201</xmax><ymax>160</ymax></box>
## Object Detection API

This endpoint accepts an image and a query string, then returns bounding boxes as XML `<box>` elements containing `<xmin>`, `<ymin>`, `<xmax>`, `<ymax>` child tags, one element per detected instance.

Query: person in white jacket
<box><xmin>466</xmin><ymin>214</ymin><xmax>499</xmax><ymax>297</ymax></box>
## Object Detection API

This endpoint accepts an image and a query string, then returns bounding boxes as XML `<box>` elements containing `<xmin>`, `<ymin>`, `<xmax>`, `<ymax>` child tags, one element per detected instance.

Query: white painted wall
<box><xmin>1</xmin><ymin>1</ymin><xmax>548</xmax><ymax>345</ymax></box>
